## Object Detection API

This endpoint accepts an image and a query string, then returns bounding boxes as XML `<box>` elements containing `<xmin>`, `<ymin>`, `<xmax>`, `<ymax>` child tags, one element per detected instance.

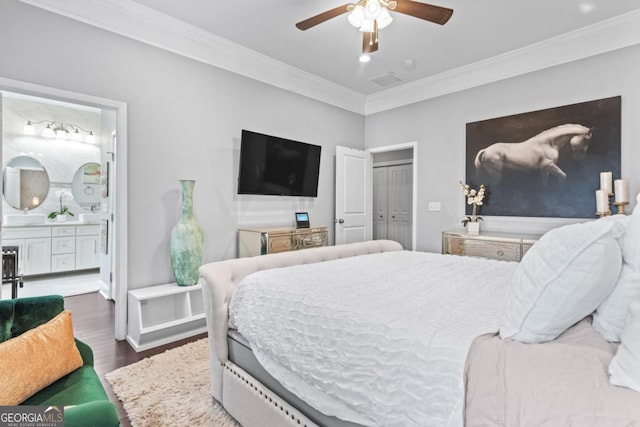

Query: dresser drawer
<box><xmin>268</xmin><ymin>234</ymin><xmax>293</xmax><ymax>253</ymax></box>
<box><xmin>445</xmin><ymin>238</ymin><xmax>465</xmax><ymax>256</ymax></box>
<box><xmin>463</xmin><ymin>240</ymin><xmax>520</xmax><ymax>261</ymax></box>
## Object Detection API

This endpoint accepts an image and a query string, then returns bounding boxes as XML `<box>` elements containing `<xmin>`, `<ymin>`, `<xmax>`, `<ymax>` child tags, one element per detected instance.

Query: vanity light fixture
<box><xmin>23</xmin><ymin>120</ymin><xmax>96</xmax><ymax>144</ymax></box>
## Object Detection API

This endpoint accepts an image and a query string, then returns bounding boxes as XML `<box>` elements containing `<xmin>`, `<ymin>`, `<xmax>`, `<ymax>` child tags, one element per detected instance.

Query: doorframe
<box><xmin>0</xmin><ymin>76</ymin><xmax>129</xmax><ymax>340</ymax></box>
<box><xmin>367</xmin><ymin>142</ymin><xmax>417</xmax><ymax>251</ymax></box>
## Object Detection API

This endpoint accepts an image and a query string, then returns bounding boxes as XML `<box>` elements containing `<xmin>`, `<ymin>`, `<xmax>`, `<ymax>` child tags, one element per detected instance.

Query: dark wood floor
<box><xmin>64</xmin><ymin>292</ymin><xmax>207</xmax><ymax>427</ymax></box>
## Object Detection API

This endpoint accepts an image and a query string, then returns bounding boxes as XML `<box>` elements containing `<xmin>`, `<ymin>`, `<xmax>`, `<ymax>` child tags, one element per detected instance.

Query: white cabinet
<box><xmin>2</xmin><ymin>227</ymin><xmax>52</xmax><ymax>275</ymax></box>
<box><xmin>25</xmin><ymin>237</ymin><xmax>52</xmax><ymax>275</ymax></box>
<box><xmin>2</xmin><ymin>224</ymin><xmax>100</xmax><ymax>276</ymax></box>
<box><xmin>127</xmin><ymin>282</ymin><xmax>207</xmax><ymax>352</ymax></box>
<box><xmin>75</xmin><ymin>225</ymin><xmax>100</xmax><ymax>270</ymax></box>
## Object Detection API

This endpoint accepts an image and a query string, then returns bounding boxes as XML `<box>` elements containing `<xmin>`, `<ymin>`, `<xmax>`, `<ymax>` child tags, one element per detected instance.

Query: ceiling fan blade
<box><xmin>362</xmin><ymin>29</ymin><xmax>378</xmax><ymax>54</ymax></box>
<box><xmin>393</xmin><ymin>0</ymin><xmax>453</xmax><ymax>25</ymax></box>
<box><xmin>296</xmin><ymin>4</ymin><xmax>351</xmax><ymax>30</ymax></box>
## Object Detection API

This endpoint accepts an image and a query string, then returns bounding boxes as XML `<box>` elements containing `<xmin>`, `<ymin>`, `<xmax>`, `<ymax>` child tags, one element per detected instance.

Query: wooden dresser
<box><xmin>442</xmin><ymin>229</ymin><xmax>540</xmax><ymax>262</ymax></box>
<box><xmin>238</xmin><ymin>226</ymin><xmax>329</xmax><ymax>258</ymax></box>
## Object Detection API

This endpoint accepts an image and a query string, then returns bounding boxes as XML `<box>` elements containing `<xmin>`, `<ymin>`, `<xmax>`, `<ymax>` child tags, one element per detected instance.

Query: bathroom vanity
<box><xmin>2</xmin><ymin>222</ymin><xmax>101</xmax><ymax>276</ymax></box>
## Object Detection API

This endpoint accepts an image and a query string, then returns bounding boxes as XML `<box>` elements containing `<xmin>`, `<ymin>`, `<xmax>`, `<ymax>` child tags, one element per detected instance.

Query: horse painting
<box><xmin>474</xmin><ymin>123</ymin><xmax>593</xmax><ymax>185</ymax></box>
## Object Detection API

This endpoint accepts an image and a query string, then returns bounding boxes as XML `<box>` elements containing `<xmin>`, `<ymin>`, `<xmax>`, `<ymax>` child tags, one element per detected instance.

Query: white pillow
<box><xmin>609</xmin><ymin>294</ymin><xmax>640</xmax><ymax>392</ymax></box>
<box><xmin>593</xmin><ymin>265</ymin><xmax>640</xmax><ymax>342</ymax></box>
<box><xmin>500</xmin><ymin>219</ymin><xmax>622</xmax><ymax>343</ymax></box>
<box><xmin>622</xmin><ymin>194</ymin><xmax>640</xmax><ymax>270</ymax></box>
<box><xmin>592</xmin><ymin>200</ymin><xmax>640</xmax><ymax>342</ymax></box>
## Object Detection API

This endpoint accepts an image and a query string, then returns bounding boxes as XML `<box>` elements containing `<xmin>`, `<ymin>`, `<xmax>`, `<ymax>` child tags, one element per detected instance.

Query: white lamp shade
<box><xmin>42</xmin><ymin>125</ymin><xmax>55</xmax><ymax>138</ymax></box>
<box><xmin>348</xmin><ymin>6</ymin><xmax>365</xmax><ymax>28</ymax></box>
<box><xmin>71</xmin><ymin>129</ymin><xmax>83</xmax><ymax>141</ymax></box>
<box><xmin>23</xmin><ymin>121</ymin><xmax>36</xmax><ymax>135</ymax></box>
<box><xmin>85</xmin><ymin>131</ymin><xmax>96</xmax><ymax>144</ymax></box>
<box><xmin>364</xmin><ymin>0</ymin><xmax>381</xmax><ymax>19</ymax></box>
<box><xmin>377</xmin><ymin>8</ymin><xmax>393</xmax><ymax>29</ymax></box>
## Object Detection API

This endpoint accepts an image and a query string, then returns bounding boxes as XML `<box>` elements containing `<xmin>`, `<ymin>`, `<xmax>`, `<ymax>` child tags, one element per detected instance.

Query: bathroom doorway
<box><xmin>0</xmin><ymin>91</ymin><xmax>114</xmax><ymax>299</ymax></box>
<box><xmin>0</xmin><ymin>77</ymin><xmax>128</xmax><ymax>340</ymax></box>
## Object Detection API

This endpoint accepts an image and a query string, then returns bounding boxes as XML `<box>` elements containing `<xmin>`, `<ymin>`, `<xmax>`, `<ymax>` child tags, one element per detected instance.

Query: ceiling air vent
<box><xmin>369</xmin><ymin>72</ymin><xmax>404</xmax><ymax>87</ymax></box>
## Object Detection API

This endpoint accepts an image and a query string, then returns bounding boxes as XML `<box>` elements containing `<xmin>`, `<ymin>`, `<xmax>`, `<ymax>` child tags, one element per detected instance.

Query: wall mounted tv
<box><xmin>237</xmin><ymin>129</ymin><xmax>322</xmax><ymax>197</ymax></box>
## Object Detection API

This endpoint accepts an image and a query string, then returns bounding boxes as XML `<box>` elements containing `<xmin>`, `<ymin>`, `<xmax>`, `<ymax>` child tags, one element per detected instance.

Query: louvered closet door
<box><xmin>372</xmin><ymin>167</ymin><xmax>388</xmax><ymax>240</ymax></box>
<box><xmin>372</xmin><ymin>164</ymin><xmax>413</xmax><ymax>250</ymax></box>
<box><xmin>387</xmin><ymin>164</ymin><xmax>413</xmax><ymax>250</ymax></box>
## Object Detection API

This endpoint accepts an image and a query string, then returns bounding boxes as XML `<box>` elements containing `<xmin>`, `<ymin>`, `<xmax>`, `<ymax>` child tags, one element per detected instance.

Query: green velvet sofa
<box><xmin>0</xmin><ymin>295</ymin><xmax>119</xmax><ymax>427</ymax></box>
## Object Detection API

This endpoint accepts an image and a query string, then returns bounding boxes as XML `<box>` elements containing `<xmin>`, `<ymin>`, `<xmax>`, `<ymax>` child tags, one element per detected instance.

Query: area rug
<box><xmin>105</xmin><ymin>338</ymin><xmax>240</xmax><ymax>427</ymax></box>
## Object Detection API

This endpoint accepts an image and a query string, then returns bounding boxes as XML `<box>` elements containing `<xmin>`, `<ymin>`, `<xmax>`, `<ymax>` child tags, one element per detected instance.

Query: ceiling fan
<box><xmin>295</xmin><ymin>0</ymin><xmax>453</xmax><ymax>54</ymax></box>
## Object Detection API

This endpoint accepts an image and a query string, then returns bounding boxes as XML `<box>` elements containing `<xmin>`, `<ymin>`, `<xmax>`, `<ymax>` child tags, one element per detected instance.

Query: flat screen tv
<box><xmin>237</xmin><ymin>130</ymin><xmax>322</xmax><ymax>197</ymax></box>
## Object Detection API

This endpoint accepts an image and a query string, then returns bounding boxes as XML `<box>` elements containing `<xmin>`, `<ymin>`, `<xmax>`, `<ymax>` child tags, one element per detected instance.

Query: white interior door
<box><xmin>335</xmin><ymin>146</ymin><xmax>372</xmax><ymax>245</ymax></box>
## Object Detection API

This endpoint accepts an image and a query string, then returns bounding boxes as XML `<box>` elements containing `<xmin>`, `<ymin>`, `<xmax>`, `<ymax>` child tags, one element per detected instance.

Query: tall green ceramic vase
<box><xmin>170</xmin><ymin>180</ymin><xmax>204</xmax><ymax>286</ymax></box>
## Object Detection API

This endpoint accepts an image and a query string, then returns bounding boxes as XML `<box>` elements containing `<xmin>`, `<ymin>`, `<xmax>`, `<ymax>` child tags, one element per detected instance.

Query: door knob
<box><xmin>338</xmin><ymin>219</ymin><xmax>345</xmax><ymax>224</ymax></box>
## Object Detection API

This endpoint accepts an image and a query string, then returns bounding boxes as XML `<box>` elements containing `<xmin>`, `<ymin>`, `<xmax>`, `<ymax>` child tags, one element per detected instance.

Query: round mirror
<box><xmin>71</xmin><ymin>162</ymin><xmax>101</xmax><ymax>212</ymax></box>
<box><xmin>2</xmin><ymin>156</ymin><xmax>50</xmax><ymax>210</ymax></box>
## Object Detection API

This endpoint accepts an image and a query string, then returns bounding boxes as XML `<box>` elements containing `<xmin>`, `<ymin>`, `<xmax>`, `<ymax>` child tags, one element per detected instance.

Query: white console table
<box><xmin>126</xmin><ymin>282</ymin><xmax>207</xmax><ymax>352</ymax></box>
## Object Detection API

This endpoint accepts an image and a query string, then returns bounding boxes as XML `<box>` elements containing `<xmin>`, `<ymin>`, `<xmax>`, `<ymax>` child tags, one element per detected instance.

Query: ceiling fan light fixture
<box><xmin>377</xmin><ymin>8</ymin><xmax>393</xmax><ymax>29</ymax></box>
<box><xmin>348</xmin><ymin>6</ymin><xmax>365</xmax><ymax>28</ymax></box>
<box><xmin>359</xmin><ymin>54</ymin><xmax>371</xmax><ymax>63</ymax></box>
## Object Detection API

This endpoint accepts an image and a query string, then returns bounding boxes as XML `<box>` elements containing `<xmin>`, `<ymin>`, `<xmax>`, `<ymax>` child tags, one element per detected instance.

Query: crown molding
<box><xmin>365</xmin><ymin>9</ymin><xmax>640</xmax><ymax>115</ymax></box>
<box><xmin>18</xmin><ymin>0</ymin><xmax>367</xmax><ymax>114</ymax></box>
<box><xmin>19</xmin><ymin>1</ymin><xmax>640</xmax><ymax>116</ymax></box>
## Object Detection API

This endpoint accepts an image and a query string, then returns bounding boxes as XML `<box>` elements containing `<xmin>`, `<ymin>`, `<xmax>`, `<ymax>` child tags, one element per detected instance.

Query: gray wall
<box><xmin>0</xmin><ymin>1</ymin><xmax>364</xmax><ymax>288</ymax></box>
<box><xmin>2</xmin><ymin>1</ymin><xmax>638</xmax><ymax>277</ymax></box>
<box><xmin>365</xmin><ymin>44</ymin><xmax>640</xmax><ymax>253</ymax></box>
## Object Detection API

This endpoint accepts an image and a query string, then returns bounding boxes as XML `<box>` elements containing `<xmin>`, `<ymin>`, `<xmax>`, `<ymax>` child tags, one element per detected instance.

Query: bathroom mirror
<box><xmin>71</xmin><ymin>162</ymin><xmax>101</xmax><ymax>212</ymax></box>
<box><xmin>2</xmin><ymin>156</ymin><xmax>50</xmax><ymax>210</ymax></box>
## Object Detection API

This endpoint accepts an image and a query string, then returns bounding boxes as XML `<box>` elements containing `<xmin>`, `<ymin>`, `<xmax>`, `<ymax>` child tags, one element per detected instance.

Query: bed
<box><xmin>199</xmin><ymin>214</ymin><xmax>640</xmax><ymax>426</ymax></box>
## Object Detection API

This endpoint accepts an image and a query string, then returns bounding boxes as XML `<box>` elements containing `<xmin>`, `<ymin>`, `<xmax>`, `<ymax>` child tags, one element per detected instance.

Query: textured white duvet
<box><xmin>229</xmin><ymin>251</ymin><xmax>517</xmax><ymax>427</ymax></box>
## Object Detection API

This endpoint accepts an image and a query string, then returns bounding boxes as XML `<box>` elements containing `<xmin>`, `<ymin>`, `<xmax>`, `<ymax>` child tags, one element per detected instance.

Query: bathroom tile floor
<box><xmin>0</xmin><ymin>270</ymin><xmax>101</xmax><ymax>300</ymax></box>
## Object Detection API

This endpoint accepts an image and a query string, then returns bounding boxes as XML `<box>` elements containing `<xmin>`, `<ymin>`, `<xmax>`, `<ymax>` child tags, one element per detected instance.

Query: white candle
<box><xmin>600</xmin><ymin>171</ymin><xmax>613</xmax><ymax>194</ymax></box>
<box><xmin>614</xmin><ymin>179</ymin><xmax>629</xmax><ymax>203</ymax></box>
<box><xmin>595</xmin><ymin>189</ymin><xmax>609</xmax><ymax>213</ymax></box>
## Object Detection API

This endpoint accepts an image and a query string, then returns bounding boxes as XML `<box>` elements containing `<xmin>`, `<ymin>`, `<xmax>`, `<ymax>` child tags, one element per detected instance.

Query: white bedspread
<box><xmin>228</xmin><ymin>251</ymin><xmax>517</xmax><ymax>427</ymax></box>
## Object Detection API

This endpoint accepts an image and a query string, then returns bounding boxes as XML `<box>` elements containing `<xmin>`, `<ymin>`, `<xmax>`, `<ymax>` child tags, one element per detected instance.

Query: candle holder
<box><xmin>596</xmin><ymin>210</ymin><xmax>612</xmax><ymax>218</ymax></box>
<box><xmin>614</xmin><ymin>201</ymin><xmax>630</xmax><ymax>215</ymax></box>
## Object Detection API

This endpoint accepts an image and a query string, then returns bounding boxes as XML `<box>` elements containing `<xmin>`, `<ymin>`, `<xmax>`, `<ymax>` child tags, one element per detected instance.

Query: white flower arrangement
<box><xmin>459</xmin><ymin>181</ymin><xmax>486</xmax><ymax>226</ymax></box>
<box><xmin>48</xmin><ymin>189</ymin><xmax>75</xmax><ymax>220</ymax></box>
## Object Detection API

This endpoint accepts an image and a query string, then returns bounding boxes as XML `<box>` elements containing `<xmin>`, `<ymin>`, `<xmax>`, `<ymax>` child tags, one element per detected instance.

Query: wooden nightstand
<box><xmin>442</xmin><ymin>229</ymin><xmax>540</xmax><ymax>262</ymax></box>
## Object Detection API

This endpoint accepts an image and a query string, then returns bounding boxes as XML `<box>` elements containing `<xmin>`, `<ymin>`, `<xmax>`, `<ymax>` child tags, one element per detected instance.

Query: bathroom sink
<box><xmin>79</xmin><ymin>213</ymin><xmax>104</xmax><ymax>223</ymax></box>
<box><xmin>3</xmin><ymin>214</ymin><xmax>47</xmax><ymax>225</ymax></box>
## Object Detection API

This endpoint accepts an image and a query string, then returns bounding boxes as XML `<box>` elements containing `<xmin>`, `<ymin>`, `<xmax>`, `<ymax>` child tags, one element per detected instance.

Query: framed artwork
<box><xmin>82</xmin><ymin>163</ymin><xmax>101</xmax><ymax>184</ymax></box>
<box><xmin>465</xmin><ymin>96</ymin><xmax>621</xmax><ymax>218</ymax></box>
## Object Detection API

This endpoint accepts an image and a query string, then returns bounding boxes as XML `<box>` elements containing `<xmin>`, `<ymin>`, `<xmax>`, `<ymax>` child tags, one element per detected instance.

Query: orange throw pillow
<box><xmin>0</xmin><ymin>310</ymin><xmax>83</xmax><ymax>405</ymax></box>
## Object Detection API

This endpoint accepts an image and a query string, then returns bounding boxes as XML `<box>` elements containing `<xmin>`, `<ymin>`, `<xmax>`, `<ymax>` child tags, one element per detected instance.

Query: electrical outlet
<box><xmin>428</xmin><ymin>202</ymin><xmax>441</xmax><ymax>212</ymax></box>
